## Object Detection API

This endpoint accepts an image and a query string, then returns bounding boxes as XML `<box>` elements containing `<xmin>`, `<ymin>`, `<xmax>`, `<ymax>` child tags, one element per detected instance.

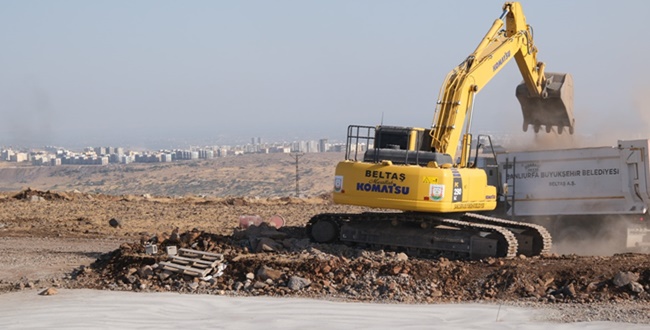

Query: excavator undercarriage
<box><xmin>307</xmin><ymin>212</ymin><xmax>551</xmax><ymax>260</ymax></box>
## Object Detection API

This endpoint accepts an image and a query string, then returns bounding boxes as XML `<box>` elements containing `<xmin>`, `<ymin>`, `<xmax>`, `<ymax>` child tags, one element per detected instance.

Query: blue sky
<box><xmin>1</xmin><ymin>1</ymin><xmax>649</xmax><ymax>148</ymax></box>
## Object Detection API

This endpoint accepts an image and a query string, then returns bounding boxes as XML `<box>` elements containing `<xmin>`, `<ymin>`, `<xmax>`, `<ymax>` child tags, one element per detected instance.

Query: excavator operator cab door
<box><xmin>374</xmin><ymin>127</ymin><xmax>411</xmax><ymax>150</ymax></box>
<box><xmin>373</xmin><ymin>126</ymin><xmax>433</xmax><ymax>152</ymax></box>
<box><xmin>374</xmin><ymin>126</ymin><xmax>423</xmax><ymax>152</ymax></box>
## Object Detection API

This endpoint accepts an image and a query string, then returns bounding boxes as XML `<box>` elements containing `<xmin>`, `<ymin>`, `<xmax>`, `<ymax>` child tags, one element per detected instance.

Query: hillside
<box><xmin>0</xmin><ymin>152</ymin><xmax>343</xmax><ymax>197</ymax></box>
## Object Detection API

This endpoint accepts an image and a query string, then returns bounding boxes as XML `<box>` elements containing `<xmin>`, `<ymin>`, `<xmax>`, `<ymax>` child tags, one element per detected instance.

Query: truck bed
<box><xmin>493</xmin><ymin>139</ymin><xmax>650</xmax><ymax>217</ymax></box>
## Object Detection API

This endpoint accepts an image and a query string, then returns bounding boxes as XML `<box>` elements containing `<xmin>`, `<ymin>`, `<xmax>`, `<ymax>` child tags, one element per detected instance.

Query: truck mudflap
<box><xmin>516</xmin><ymin>72</ymin><xmax>574</xmax><ymax>134</ymax></box>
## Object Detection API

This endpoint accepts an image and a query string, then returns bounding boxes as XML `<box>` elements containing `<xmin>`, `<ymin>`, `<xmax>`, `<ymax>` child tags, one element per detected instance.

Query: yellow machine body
<box><xmin>333</xmin><ymin>160</ymin><xmax>497</xmax><ymax>213</ymax></box>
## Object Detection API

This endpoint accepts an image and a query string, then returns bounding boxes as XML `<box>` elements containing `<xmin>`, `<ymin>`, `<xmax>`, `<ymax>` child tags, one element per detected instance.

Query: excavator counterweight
<box><xmin>517</xmin><ymin>72</ymin><xmax>575</xmax><ymax>134</ymax></box>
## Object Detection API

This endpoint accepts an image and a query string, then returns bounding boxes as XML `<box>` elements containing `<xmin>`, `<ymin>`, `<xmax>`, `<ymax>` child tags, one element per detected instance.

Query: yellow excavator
<box><xmin>307</xmin><ymin>2</ymin><xmax>574</xmax><ymax>259</ymax></box>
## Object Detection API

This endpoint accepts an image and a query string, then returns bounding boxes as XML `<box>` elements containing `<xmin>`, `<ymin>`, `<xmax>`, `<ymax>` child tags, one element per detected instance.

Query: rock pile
<box><xmin>65</xmin><ymin>225</ymin><xmax>650</xmax><ymax>304</ymax></box>
<box><xmin>12</xmin><ymin>188</ymin><xmax>71</xmax><ymax>201</ymax></box>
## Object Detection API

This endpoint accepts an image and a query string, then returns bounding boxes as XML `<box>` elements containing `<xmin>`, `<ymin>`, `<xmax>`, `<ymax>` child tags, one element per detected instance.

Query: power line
<box><xmin>289</xmin><ymin>152</ymin><xmax>304</xmax><ymax>197</ymax></box>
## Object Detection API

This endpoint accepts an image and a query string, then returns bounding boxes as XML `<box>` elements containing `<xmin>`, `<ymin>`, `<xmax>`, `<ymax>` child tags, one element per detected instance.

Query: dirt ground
<box><xmin>2</xmin><ymin>188</ymin><xmax>650</xmax><ymax>324</ymax></box>
<box><xmin>0</xmin><ymin>189</ymin><xmax>363</xmax><ymax>284</ymax></box>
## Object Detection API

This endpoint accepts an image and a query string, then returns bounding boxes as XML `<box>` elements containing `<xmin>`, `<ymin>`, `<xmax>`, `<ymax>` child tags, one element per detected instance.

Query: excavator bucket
<box><xmin>516</xmin><ymin>73</ymin><xmax>575</xmax><ymax>134</ymax></box>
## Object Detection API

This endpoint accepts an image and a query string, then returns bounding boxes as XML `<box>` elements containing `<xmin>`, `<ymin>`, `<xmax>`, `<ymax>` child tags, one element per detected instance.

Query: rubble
<box><xmin>39</xmin><ymin>288</ymin><xmax>58</xmax><ymax>296</ymax></box>
<box><xmin>12</xmin><ymin>188</ymin><xmax>70</xmax><ymax>201</ymax></box>
<box><xmin>3</xmin><ymin>189</ymin><xmax>650</xmax><ymax>309</ymax></box>
<box><xmin>42</xmin><ymin>227</ymin><xmax>647</xmax><ymax>304</ymax></box>
<box><xmin>288</xmin><ymin>276</ymin><xmax>311</xmax><ymax>291</ymax></box>
<box><xmin>108</xmin><ymin>218</ymin><xmax>122</xmax><ymax>228</ymax></box>
<box><xmin>613</xmin><ymin>271</ymin><xmax>639</xmax><ymax>287</ymax></box>
<box><xmin>256</xmin><ymin>266</ymin><xmax>283</xmax><ymax>282</ymax></box>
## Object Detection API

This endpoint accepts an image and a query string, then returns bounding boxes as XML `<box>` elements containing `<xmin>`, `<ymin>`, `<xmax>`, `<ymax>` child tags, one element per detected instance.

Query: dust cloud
<box><xmin>548</xmin><ymin>216</ymin><xmax>647</xmax><ymax>257</ymax></box>
<box><xmin>490</xmin><ymin>83</ymin><xmax>650</xmax><ymax>153</ymax></box>
<box><xmin>493</xmin><ymin>92</ymin><xmax>650</xmax><ymax>257</ymax></box>
<box><xmin>552</xmin><ymin>238</ymin><xmax>625</xmax><ymax>257</ymax></box>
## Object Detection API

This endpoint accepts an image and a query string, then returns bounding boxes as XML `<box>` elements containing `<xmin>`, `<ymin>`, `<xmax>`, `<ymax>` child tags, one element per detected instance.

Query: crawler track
<box><xmin>306</xmin><ymin>212</ymin><xmax>547</xmax><ymax>259</ymax></box>
<box><xmin>461</xmin><ymin>213</ymin><xmax>552</xmax><ymax>256</ymax></box>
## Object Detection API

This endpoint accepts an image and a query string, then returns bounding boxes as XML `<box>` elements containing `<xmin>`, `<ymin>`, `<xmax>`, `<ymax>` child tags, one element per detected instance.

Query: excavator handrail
<box><xmin>344</xmin><ymin>125</ymin><xmax>375</xmax><ymax>161</ymax></box>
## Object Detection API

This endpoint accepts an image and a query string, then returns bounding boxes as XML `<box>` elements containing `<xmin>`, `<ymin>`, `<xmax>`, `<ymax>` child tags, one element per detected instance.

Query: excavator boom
<box><xmin>430</xmin><ymin>1</ymin><xmax>574</xmax><ymax>161</ymax></box>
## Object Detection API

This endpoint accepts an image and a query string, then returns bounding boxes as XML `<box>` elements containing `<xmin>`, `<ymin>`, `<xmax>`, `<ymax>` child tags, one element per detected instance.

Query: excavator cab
<box><xmin>516</xmin><ymin>72</ymin><xmax>575</xmax><ymax>134</ymax></box>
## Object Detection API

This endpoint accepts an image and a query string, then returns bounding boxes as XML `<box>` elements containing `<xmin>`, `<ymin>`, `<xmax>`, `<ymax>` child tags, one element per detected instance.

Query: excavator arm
<box><xmin>430</xmin><ymin>2</ymin><xmax>574</xmax><ymax>165</ymax></box>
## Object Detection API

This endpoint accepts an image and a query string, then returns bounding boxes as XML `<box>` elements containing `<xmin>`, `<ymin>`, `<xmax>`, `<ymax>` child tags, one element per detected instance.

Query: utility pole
<box><xmin>289</xmin><ymin>152</ymin><xmax>304</xmax><ymax>197</ymax></box>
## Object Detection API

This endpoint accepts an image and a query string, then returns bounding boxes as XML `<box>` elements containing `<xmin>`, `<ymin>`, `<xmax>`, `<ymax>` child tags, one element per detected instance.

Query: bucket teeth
<box><xmin>516</xmin><ymin>73</ymin><xmax>575</xmax><ymax>135</ymax></box>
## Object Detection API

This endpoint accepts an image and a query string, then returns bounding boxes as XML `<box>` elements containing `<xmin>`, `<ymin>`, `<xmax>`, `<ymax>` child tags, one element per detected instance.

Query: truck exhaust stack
<box><xmin>516</xmin><ymin>72</ymin><xmax>575</xmax><ymax>134</ymax></box>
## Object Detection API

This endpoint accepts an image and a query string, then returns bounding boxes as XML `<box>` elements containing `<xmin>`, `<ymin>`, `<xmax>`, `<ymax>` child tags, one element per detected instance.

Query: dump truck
<box><xmin>481</xmin><ymin>139</ymin><xmax>650</xmax><ymax>251</ymax></box>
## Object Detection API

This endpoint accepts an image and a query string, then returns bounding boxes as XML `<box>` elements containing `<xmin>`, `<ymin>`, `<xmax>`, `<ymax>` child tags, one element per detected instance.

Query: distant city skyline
<box><xmin>1</xmin><ymin>134</ymin><xmax>342</xmax><ymax>152</ymax></box>
<box><xmin>1</xmin><ymin>136</ymin><xmax>339</xmax><ymax>168</ymax></box>
<box><xmin>0</xmin><ymin>130</ymin><xmax>344</xmax><ymax>151</ymax></box>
